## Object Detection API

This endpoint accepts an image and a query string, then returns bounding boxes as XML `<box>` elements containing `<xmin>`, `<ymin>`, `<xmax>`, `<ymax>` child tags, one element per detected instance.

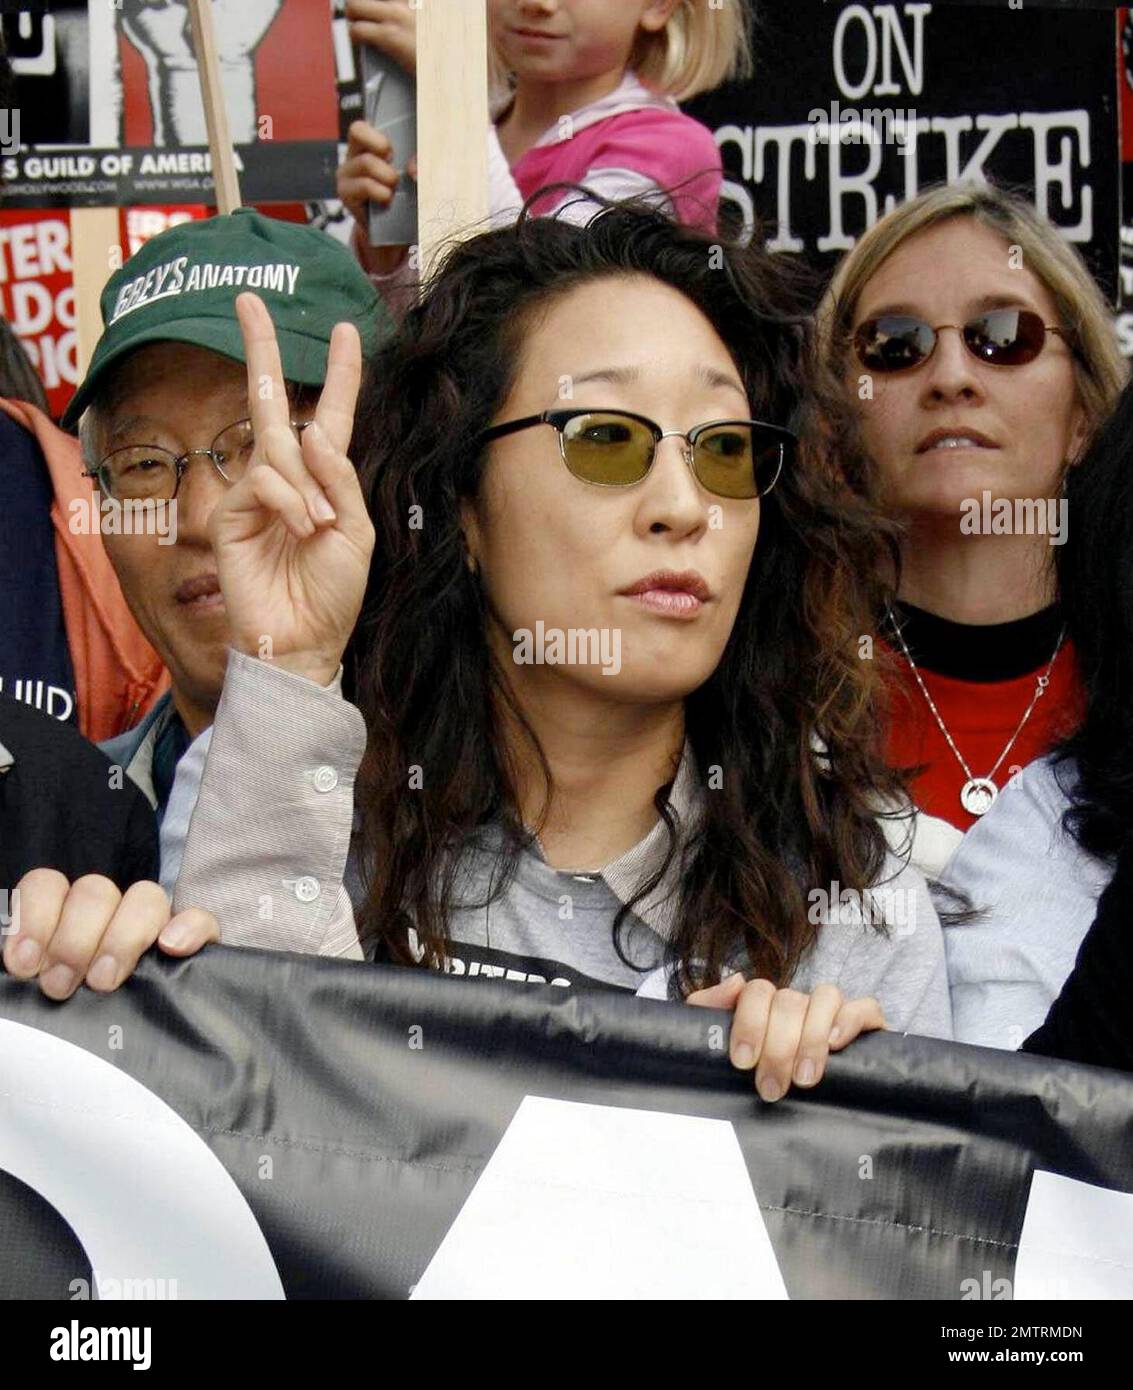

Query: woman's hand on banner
<box><xmin>210</xmin><ymin>293</ymin><xmax>371</xmax><ymax>689</ymax></box>
<box><xmin>2</xmin><ymin>869</ymin><xmax>219</xmax><ymax>1000</ymax></box>
<box><xmin>348</xmin><ymin>0</ymin><xmax>419</xmax><ymax>74</ymax></box>
<box><xmin>687</xmin><ymin>975</ymin><xmax>887</xmax><ymax>1102</ymax></box>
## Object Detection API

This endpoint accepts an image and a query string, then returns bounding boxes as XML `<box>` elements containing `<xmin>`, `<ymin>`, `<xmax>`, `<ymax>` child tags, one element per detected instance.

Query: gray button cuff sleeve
<box><xmin>173</xmin><ymin>648</ymin><xmax>367</xmax><ymax>959</ymax></box>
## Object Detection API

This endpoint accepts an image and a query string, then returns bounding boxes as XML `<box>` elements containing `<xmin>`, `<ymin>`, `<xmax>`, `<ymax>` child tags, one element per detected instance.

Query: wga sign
<box><xmin>0</xmin><ymin>108</ymin><xmax>18</xmax><ymax>157</ymax></box>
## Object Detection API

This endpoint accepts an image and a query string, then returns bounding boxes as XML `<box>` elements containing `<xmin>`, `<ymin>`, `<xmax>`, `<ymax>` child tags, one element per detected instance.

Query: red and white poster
<box><xmin>0</xmin><ymin>204</ymin><xmax>213</xmax><ymax>419</ymax></box>
<box><xmin>0</xmin><ymin>208</ymin><xmax>77</xmax><ymax>419</ymax></box>
<box><xmin>2</xmin><ymin>0</ymin><xmax>339</xmax><ymax>207</ymax></box>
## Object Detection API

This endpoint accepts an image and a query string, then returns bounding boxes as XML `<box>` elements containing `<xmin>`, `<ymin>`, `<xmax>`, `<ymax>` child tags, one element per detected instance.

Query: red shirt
<box><xmin>881</xmin><ymin>636</ymin><xmax>1084</xmax><ymax>833</ymax></box>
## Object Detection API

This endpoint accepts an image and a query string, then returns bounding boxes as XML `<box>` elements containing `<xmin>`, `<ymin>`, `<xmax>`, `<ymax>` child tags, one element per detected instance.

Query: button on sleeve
<box><xmin>293</xmin><ymin>876</ymin><xmax>321</xmax><ymax>903</ymax></box>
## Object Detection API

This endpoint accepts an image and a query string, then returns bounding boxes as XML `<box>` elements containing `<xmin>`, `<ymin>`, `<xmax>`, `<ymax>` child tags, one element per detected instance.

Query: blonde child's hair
<box><xmin>489</xmin><ymin>0</ymin><xmax>753</xmax><ymax>106</ymax></box>
<box><xmin>636</xmin><ymin>0</ymin><xmax>753</xmax><ymax>101</ymax></box>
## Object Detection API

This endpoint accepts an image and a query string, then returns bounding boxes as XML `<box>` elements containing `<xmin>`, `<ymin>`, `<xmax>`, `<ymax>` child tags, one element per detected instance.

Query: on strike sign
<box><xmin>0</xmin><ymin>209</ymin><xmax>76</xmax><ymax>419</ymax></box>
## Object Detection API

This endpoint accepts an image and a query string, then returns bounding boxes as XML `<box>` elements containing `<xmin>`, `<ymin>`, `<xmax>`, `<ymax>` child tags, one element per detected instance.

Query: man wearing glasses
<box><xmin>3</xmin><ymin>211</ymin><xmax>386</xmax><ymax>1001</ymax></box>
<box><xmin>63</xmin><ymin>209</ymin><xmax>387</xmax><ymax>840</ymax></box>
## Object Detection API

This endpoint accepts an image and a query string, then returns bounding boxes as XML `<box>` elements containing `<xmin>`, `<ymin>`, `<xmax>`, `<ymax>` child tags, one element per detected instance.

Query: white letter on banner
<box><xmin>817</xmin><ymin>125</ymin><xmax>882</xmax><ymax>253</ymax></box>
<box><xmin>833</xmin><ymin>5</ymin><xmax>876</xmax><ymax>101</ymax></box>
<box><xmin>754</xmin><ymin>125</ymin><xmax>816</xmax><ymax>254</ymax></box>
<box><xmin>0</xmin><ymin>1020</ymin><xmax>283</xmax><ymax>1298</ymax></box>
<box><xmin>953</xmin><ymin>115</ymin><xmax>1019</xmax><ymax>186</ymax></box>
<box><xmin>874</xmin><ymin>3</ymin><xmax>931</xmax><ymax>97</ymax></box>
<box><xmin>1019</xmin><ymin>111</ymin><xmax>1092</xmax><ymax>242</ymax></box>
<box><xmin>929</xmin><ymin>115</ymin><xmax>974</xmax><ymax>184</ymax></box>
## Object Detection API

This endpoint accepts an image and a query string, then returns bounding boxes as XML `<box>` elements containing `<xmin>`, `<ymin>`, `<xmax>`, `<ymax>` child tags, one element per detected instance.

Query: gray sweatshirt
<box><xmin>172</xmin><ymin>650</ymin><xmax>953</xmax><ymax>1038</ymax></box>
<box><xmin>934</xmin><ymin>754</ymin><xmax>1112</xmax><ymax>1049</ymax></box>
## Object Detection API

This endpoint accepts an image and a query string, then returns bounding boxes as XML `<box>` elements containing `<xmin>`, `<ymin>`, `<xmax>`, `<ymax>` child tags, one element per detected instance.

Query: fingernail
<box><xmin>40</xmin><ymin>964</ymin><xmax>76</xmax><ymax>998</ymax></box>
<box><xmin>828</xmin><ymin>1026</ymin><xmax>841</xmax><ymax>1046</ymax></box>
<box><xmin>732</xmin><ymin>1042</ymin><xmax>755</xmax><ymax>1070</ymax></box>
<box><xmin>759</xmin><ymin>1077</ymin><xmax>782</xmax><ymax>1103</ymax></box>
<box><xmin>796</xmin><ymin>1059</ymin><xmax>816</xmax><ymax>1086</ymax></box>
<box><xmin>11</xmin><ymin>938</ymin><xmax>40</xmax><ymax>973</ymax></box>
<box><xmin>87</xmin><ymin>954</ymin><xmax>119</xmax><ymax>991</ymax></box>
<box><xmin>160</xmin><ymin>921</ymin><xmax>194</xmax><ymax>950</ymax></box>
<box><xmin>312</xmin><ymin>493</ymin><xmax>336</xmax><ymax>523</ymax></box>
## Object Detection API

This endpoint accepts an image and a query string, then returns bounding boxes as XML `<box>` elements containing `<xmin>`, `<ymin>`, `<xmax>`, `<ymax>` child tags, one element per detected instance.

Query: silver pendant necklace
<box><xmin>886</xmin><ymin>608</ymin><xmax>1065</xmax><ymax>817</ymax></box>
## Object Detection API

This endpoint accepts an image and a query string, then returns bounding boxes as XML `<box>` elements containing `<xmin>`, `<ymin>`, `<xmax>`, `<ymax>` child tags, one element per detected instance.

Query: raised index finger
<box><xmin>236</xmin><ymin>292</ymin><xmax>291</xmax><ymax>441</ymax></box>
<box><xmin>315</xmin><ymin>321</ymin><xmax>363</xmax><ymax>456</ymax></box>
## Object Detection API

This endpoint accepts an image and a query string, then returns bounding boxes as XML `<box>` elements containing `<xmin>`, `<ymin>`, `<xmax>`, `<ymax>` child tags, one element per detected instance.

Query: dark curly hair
<box><xmin>1054</xmin><ymin>375</ymin><xmax>1133</xmax><ymax>860</ymax></box>
<box><xmin>350</xmin><ymin>194</ymin><xmax>908</xmax><ymax>995</ymax></box>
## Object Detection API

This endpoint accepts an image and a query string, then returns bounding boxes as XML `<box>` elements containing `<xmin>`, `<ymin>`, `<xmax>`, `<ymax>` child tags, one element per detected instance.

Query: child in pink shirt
<box><xmin>491</xmin><ymin>67</ymin><xmax>721</xmax><ymax>233</ymax></box>
<box><xmin>338</xmin><ymin>0</ymin><xmax>752</xmax><ymax>298</ymax></box>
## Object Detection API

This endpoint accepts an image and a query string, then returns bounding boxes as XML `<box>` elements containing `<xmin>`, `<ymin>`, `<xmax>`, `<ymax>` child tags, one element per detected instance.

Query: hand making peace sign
<box><xmin>208</xmin><ymin>293</ymin><xmax>374</xmax><ymax>688</ymax></box>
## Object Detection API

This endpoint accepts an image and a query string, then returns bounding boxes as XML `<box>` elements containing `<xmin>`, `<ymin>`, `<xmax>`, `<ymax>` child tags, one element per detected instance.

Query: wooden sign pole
<box><xmin>72</xmin><ymin>207</ymin><xmax>122</xmax><ymax>379</ymax></box>
<box><xmin>415</xmin><ymin>0</ymin><xmax>489</xmax><ymax>275</ymax></box>
<box><xmin>188</xmin><ymin>0</ymin><xmax>243</xmax><ymax>215</ymax></box>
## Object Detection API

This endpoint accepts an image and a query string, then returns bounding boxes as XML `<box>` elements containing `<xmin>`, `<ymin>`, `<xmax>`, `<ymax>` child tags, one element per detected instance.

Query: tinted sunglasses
<box><xmin>853</xmin><ymin>308</ymin><xmax>1069</xmax><ymax>374</ymax></box>
<box><xmin>476</xmin><ymin>408</ymin><xmax>795</xmax><ymax>500</ymax></box>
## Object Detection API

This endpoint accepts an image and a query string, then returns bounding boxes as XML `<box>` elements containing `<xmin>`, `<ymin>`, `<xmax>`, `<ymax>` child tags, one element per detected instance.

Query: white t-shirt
<box><xmin>934</xmin><ymin>755</ymin><xmax>1113</xmax><ymax>1049</ymax></box>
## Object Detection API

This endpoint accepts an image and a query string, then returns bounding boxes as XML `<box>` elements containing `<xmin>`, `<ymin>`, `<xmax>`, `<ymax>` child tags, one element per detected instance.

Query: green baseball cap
<box><xmin>62</xmin><ymin>208</ymin><xmax>390</xmax><ymax>430</ymax></box>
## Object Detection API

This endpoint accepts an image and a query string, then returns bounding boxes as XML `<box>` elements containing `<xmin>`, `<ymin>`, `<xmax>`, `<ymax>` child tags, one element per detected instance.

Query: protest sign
<box><xmin>1</xmin><ymin>0</ymin><xmax>337</xmax><ymax>208</ymax></box>
<box><xmin>685</xmin><ymin>0</ymin><xmax>1120</xmax><ymax>301</ymax></box>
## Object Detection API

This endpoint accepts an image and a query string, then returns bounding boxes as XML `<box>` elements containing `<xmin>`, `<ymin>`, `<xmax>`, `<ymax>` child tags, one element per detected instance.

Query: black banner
<box><xmin>1</xmin><ymin>945</ymin><xmax>1132</xmax><ymax>1301</ymax></box>
<box><xmin>686</xmin><ymin>0</ymin><xmax>1120</xmax><ymax>300</ymax></box>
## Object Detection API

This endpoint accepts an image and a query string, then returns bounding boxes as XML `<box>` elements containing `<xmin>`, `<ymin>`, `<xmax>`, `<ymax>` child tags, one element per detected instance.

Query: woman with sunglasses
<box><xmin>817</xmin><ymin>185</ymin><xmax>1126</xmax><ymax>1050</ymax></box>
<box><xmin>14</xmin><ymin>201</ymin><xmax>952</xmax><ymax>1099</ymax></box>
<box><xmin>818</xmin><ymin>184</ymin><xmax>1125</xmax><ymax>885</ymax></box>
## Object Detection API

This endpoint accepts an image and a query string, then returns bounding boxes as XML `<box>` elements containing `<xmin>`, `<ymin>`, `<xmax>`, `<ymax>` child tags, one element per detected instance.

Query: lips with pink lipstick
<box><xmin>618</xmin><ymin>570</ymin><xmax>712</xmax><ymax>619</ymax></box>
<box><xmin>175</xmin><ymin>572</ymin><xmax>225</xmax><ymax>615</ymax></box>
<box><xmin>916</xmin><ymin>426</ymin><xmax>1000</xmax><ymax>455</ymax></box>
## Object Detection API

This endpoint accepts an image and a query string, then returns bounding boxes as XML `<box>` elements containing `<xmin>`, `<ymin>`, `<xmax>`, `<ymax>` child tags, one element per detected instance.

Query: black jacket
<box><xmin>0</xmin><ymin>694</ymin><xmax>157</xmax><ymax>895</ymax></box>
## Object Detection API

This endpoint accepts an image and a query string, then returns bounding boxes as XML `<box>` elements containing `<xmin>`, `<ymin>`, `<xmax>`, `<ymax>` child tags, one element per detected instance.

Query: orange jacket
<box><xmin>0</xmin><ymin>398</ymin><xmax>169</xmax><ymax>743</ymax></box>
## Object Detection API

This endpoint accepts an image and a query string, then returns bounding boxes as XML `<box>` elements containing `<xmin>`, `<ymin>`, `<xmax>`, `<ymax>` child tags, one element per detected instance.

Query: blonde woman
<box><xmin>817</xmin><ymin>184</ymin><xmax>1126</xmax><ymax>879</ymax></box>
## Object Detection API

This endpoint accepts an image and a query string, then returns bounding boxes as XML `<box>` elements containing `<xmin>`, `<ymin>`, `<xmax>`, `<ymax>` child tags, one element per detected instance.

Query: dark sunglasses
<box><xmin>476</xmin><ymin>408</ymin><xmax>795</xmax><ymax>500</ymax></box>
<box><xmin>852</xmin><ymin>308</ymin><xmax>1070</xmax><ymax>374</ymax></box>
